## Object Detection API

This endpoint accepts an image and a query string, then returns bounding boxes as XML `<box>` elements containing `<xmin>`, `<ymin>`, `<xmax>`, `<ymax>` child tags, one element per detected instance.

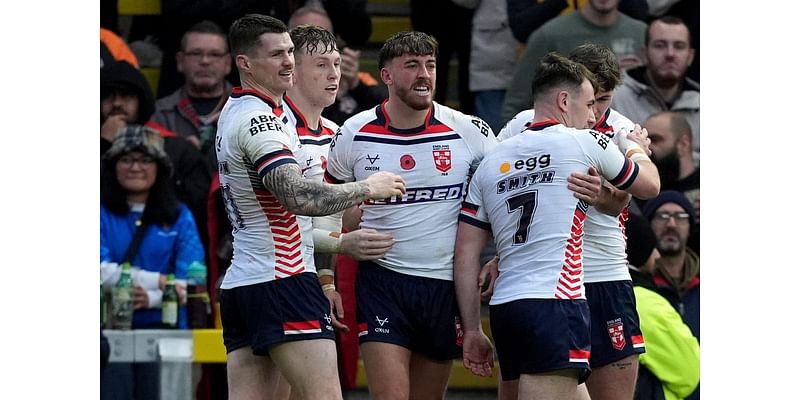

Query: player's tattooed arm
<box><xmin>262</xmin><ymin>164</ymin><xmax>370</xmax><ymax>216</ymax></box>
<box><xmin>262</xmin><ymin>164</ymin><xmax>406</xmax><ymax>216</ymax></box>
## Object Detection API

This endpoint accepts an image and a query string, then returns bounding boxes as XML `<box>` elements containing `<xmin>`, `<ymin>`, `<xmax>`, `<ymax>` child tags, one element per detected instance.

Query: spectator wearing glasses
<box><xmin>643</xmin><ymin>190</ymin><xmax>699</xmax><ymax>343</ymax></box>
<box><xmin>101</xmin><ymin>125</ymin><xmax>205</xmax><ymax>400</ymax></box>
<box><xmin>101</xmin><ymin>59</ymin><xmax>213</xmax><ymax>272</ymax></box>
<box><xmin>152</xmin><ymin>20</ymin><xmax>233</xmax><ymax>174</ymax></box>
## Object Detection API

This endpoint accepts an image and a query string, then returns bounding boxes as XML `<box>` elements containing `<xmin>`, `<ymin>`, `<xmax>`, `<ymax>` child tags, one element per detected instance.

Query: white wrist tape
<box><xmin>629</xmin><ymin>152</ymin><xmax>650</xmax><ymax>163</ymax></box>
<box><xmin>618</xmin><ymin>134</ymin><xmax>645</xmax><ymax>156</ymax></box>
<box><xmin>313</xmin><ymin>228</ymin><xmax>343</xmax><ymax>253</ymax></box>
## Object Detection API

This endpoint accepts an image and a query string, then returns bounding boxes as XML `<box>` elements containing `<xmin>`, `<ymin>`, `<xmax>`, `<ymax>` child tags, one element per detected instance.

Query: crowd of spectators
<box><xmin>100</xmin><ymin>0</ymin><xmax>699</xmax><ymax>398</ymax></box>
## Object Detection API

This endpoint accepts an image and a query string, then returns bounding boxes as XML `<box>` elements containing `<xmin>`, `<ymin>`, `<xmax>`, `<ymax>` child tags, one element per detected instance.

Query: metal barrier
<box><xmin>104</xmin><ymin>328</ymin><xmax>499</xmax><ymax>393</ymax></box>
<box><xmin>105</xmin><ymin>330</ymin><xmax>200</xmax><ymax>400</ymax></box>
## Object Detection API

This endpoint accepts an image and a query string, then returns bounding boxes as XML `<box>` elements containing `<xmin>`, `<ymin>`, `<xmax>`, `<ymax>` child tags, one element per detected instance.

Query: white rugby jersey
<box><xmin>325</xmin><ymin>101</ymin><xmax>497</xmax><ymax>280</ymax></box>
<box><xmin>283</xmin><ymin>95</ymin><xmax>339</xmax><ymax>183</ymax></box>
<box><xmin>498</xmin><ymin>108</ymin><xmax>637</xmax><ymax>282</ymax></box>
<box><xmin>216</xmin><ymin>88</ymin><xmax>316</xmax><ymax>289</ymax></box>
<box><xmin>460</xmin><ymin>120</ymin><xmax>640</xmax><ymax>304</ymax></box>
<box><xmin>583</xmin><ymin>108</ymin><xmax>636</xmax><ymax>282</ymax></box>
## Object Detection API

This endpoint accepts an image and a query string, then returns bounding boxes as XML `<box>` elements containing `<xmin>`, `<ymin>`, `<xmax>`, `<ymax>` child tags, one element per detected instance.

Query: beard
<box><xmin>657</xmin><ymin>239</ymin><xmax>684</xmax><ymax>257</ymax></box>
<box><xmin>654</xmin><ymin>149</ymin><xmax>681</xmax><ymax>190</ymax></box>
<box><xmin>396</xmin><ymin>82</ymin><xmax>434</xmax><ymax>111</ymax></box>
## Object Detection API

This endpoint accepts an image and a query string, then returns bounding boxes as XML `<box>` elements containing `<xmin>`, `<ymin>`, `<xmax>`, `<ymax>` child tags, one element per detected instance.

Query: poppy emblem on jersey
<box><xmin>433</xmin><ymin>150</ymin><xmax>452</xmax><ymax>172</ymax></box>
<box><xmin>400</xmin><ymin>154</ymin><xmax>416</xmax><ymax>170</ymax></box>
<box><xmin>320</xmin><ymin>155</ymin><xmax>327</xmax><ymax>171</ymax></box>
<box><xmin>607</xmin><ymin>319</ymin><xmax>626</xmax><ymax>350</ymax></box>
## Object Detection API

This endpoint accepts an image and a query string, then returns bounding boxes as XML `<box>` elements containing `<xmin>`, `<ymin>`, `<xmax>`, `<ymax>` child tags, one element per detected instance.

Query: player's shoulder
<box><xmin>498</xmin><ymin>109</ymin><xmax>535</xmax><ymax>141</ymax></box>
<box><xmin>340</xmin><ymin>105</ymin><xmax>380</xmax><ymax>133</ymax></box>
<box><xmin>435</xmin><ymin>103</ymin><xmax>494</xmax><ymax>139</ymax></box>
<box><xmin>511</xmin><ymin>109</ymin><xmax>535</xmax><ymax>123</ymax></box>
<box><xmin>573</xmin><ymin>127</ymin><xmax>614</xmax><ymax>153</ymax></box>
<box><xmin>227</xmin><ymin>100</ymin><xmax>288</xmax><ymax>138</ymax></box>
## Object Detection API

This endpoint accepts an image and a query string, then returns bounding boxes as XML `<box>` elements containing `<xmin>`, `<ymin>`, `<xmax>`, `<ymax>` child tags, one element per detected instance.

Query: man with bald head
<box><xmin>643</xmin><ymin>111</ymin><xmax>698</xmax><ymax>224</ymax></box>
<box><xmin>643</xmin><ymin>111</ymin><xmax>698</xmax><ymax>194</ymax></box>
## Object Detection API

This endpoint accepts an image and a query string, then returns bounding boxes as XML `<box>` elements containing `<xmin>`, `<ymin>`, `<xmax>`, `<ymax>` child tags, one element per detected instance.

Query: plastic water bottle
<box><xmin>111</xmin><ymin>263</ymin><xmax>134</xmax><ymax>330</ymax></box>
<box><xmin>186</xmin><ymin>261</ymin><xmax>210</xmax><ymax>328</ymax></box>
<box><xmin>162</xmin><ymin>274</ymin><xmax>179</xmax><ymax>329</ymax></box>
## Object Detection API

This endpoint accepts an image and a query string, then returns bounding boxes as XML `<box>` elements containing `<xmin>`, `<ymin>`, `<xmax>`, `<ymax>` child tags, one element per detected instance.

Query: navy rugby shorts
<box><xmin>355</xmin><ymin>261</ymin><xmax>463</xmax><ymax>360</ymax></box>
<box><xmin>585</xmin><ymin>280</ymin><xmax>645</xmax><ymax>367</ymax></box>
<box><xmin>220</xmin><ymin>272</ymin><xmax>335</xmax><ymax>356</ymax></box>
<box><xmin>490</xmin><ymin>298</ymin><xmax>591</xmax><ymax>383</ymax></box>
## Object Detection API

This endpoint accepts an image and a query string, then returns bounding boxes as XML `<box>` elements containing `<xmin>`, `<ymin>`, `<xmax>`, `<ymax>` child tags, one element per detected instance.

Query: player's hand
<box><xmin>612</xmin><ymin>125</ymin><xmax>650</xmax><ymax>157</ymax></box>
<box><xmin>462</xmin><ymin>330</ymin><xmax>495</xmax><ymax>377</ymax></box>
<box><xmin>101</xmin><ymin>115</ymin><xmax>127</xmax><ymax>141</ymax></box>
<box><xmin>628</xmin><ymin>124</ymin><xmax>652</xmax><ymax>156</ymax></box>
<box><xmin>323</xmin><ymin>287</ymin><xmax>350</xmax><ymax>332</ymax></box>
<box><xmin>364</xmin><ymin>172</ymin><xmax>406</xmax><ymax>199</ymax></box>
<box><xmin>340</xmin><ymin>229</ymin><xmax>395</xmax><ymax>260</ymax></box>
<box><xmin>478</xmin><ymin>257</ymin><xmax>499</xmax><ymax>302</ymax></box>
<box><xmin>568</xmin><ymin>167</ymin><xmax>603</xmax><ymax>204</ymax></box>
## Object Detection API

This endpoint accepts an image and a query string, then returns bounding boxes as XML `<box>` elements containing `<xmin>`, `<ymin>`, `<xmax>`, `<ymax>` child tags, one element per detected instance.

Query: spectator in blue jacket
<box><xmin>100</xmin><ymin>125</ymin><xmax>206</xmax><ymax>400</ymax></box>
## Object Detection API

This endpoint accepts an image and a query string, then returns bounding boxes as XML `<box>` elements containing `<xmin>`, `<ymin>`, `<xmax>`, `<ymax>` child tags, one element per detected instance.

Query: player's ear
<box><xmin>557</xmin><ymin>91</ymin><xmax>569</xmax><ymax>113</ymax></box>
<box><xmin>380</xmin><ymin>67</ymin><xmax>392</xmax><ymax>86</ymax></box>
<box><xmin>236</xmin><ymin>54</ymin><xmax>250</xmax><ymax>72</ymax></box>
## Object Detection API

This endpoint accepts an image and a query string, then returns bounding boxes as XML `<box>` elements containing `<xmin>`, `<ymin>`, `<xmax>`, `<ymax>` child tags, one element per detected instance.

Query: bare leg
<box><xmin>576</xmin><ymin>383</ymin><xmax>591</xmax><ymax>400</ymax></box>
<box><xmin>518</xmin><ymin>369</ymin><xmax>579</xmax><ymax>400</ymax></box>
<box><xmin>497</xmin><ymin>377</ymin><xmax>518</xmax><ymax>400</ymax></box>
<box><xmin>408</xmin><ymin>353</ymin><xmax>453</xmax><ymax>400</ymax></box>
<box><xmin>585</xmin><ymin>355</ymin><xmax>639</xmax><ymax>400</ymax></box>
<box><xmin>226</xmin><ymin>347</ymin><xmax>281</xmax><ymax>400</ymax></box>
<box><xmin>361</xmin><ymin>342</ymin><xmax>412</xmax><ymax>400</ymax></box>
<box><xmin>270</xmin><ymin>339</ymin><xmax>343</xmax><ymax>400</ymax></box>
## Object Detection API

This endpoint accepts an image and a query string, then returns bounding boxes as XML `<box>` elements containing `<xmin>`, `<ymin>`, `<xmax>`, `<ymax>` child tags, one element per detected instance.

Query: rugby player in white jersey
<box><xmin>324</xmin><ymin>31</ymin><xmax>498</xmax><ymax>400</ymax></box>
<box><xmin>215</xmin><ymin>14</ymin><xmax>405</xmax><ymax>400</ymax></box>
<box><xmin>285</xmin><ymin>23</ymin><xmax>399</xmax><ymax>330</ymax></box>
<box><xmin>266</xmin><ymin>24</ymin><xmax>400</xmax><ymax>399</ymax></box>
<box><xmin>454</xmin><ymin>52</ymin><xmax>660</xmax><ymax>400</ymax></box>
<box><xmin>489</xmin><ymin>43</ymin><xmax>651</xmax><ymax>400</ymax></box>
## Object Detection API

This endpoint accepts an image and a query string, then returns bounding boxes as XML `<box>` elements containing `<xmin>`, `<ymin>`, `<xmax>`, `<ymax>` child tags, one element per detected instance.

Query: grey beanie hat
<box><xmin>103</xmin><ymin>125</ymin><xmax>173</xmax><ymax>176</ymax></box>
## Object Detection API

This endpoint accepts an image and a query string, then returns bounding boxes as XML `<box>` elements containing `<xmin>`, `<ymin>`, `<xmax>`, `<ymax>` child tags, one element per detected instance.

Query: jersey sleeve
<box><xmin>576</xmin><ymin>130</ymin><xmax>640</xmax><ymax>191</ymax></box>
<box><xmin>324</xmin><ymin>123</ymin><xmax>357</xmax><ymax>184</ymax></box>
<box><xmin>458</xmin><ymin>166</ymin><xmax>491</xmax><ymax>232</ymax></box>
<box><xmin>237</xmin><ymin>109</ymin><xmax>297</xmax><ymax>178</ymax></box>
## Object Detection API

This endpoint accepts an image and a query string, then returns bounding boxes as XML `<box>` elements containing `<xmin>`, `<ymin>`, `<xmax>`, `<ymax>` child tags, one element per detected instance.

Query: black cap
<box><xmin>642</xmin><ymin>190</ymin><xmax>696</xmax><ymax>223</ymax></box>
